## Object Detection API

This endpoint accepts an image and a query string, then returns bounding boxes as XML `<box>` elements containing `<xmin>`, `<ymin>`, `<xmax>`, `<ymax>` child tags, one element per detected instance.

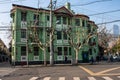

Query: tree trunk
<box><xmin>43</xmin><ymin>48</ymin><xmax>47</xmax><ymax>66</ymax></box>
<box><xmin>75</xmin><ymin>49</ymin><xmax>79</xmax><ymax>64</ymax></box>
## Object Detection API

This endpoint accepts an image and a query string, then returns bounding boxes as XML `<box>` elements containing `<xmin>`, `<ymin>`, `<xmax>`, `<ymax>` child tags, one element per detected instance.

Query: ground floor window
<box><xmin>58</xmin><ymin>47</ymin><xmax>62</xmax><ymax>55</ymax></box>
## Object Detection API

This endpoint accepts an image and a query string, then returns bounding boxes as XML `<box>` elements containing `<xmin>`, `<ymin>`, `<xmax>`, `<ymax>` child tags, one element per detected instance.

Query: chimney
<box><xmin>65</xmin><ymin>2</ymin><xmax>71</xmax><ymax>10</ymax></box>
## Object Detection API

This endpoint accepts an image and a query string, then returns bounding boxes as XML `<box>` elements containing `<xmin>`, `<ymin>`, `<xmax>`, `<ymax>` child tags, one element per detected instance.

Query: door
<box><xmin>82</xmin><ymin>51</ymin><xmax>89</xmax><ymax>63</ymax></box>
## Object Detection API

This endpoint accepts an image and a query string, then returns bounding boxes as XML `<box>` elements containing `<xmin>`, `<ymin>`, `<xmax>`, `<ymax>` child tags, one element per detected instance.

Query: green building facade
<box><xmin>10</xmin><ymin>3</ymin><xmax>98</xmax><ymax>65</ymax></box>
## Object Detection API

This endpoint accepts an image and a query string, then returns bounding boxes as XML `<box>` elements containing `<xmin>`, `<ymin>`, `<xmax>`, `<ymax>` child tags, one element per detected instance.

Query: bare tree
<box><xmin>64</xmin><ymin>26</ymin><xmax>97</xmax><ymax>64</ymax></box>
<box><xmin>98</xmin><ymin>26</ymin><xmax>112</xmax><ymax>54</ymax></box>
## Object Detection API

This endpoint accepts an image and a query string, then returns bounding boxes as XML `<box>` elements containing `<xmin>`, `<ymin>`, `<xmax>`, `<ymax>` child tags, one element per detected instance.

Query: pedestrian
<box><xmin>96</xmin><ymin>55</ymin><xmax>100</xmax><ymax>63</ymax></box>
<box><xmin>65</xmin><ymin>56</ymin><xmax>67</xmax><ymax>63</ymax></box>
<box><xmin>90</xmin><ymin>56</ymin><xmax>94</xmax><ymax>65</ymax></box>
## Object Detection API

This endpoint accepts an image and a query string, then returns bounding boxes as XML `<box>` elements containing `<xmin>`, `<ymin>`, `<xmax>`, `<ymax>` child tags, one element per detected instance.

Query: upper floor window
<box><xmin>63</xmin><ymin>32</ymin><xmax>67</xmax><ymax>40</ymax></box>
<box><xmin>68</xmin><ymin>18</ymin><xmax>71</xmax><ymax>25</ymax></box>
<box><xmin>21</xmin><ymin>46</ymin><xmax>26</xmax><ymax>56</ymax></box>
<box><xmin>34</xmin><ymin>47</ymin><xmax>39</xmax><ymax>56</ymax></box>
<box><xmin>75</xmin><ymin>19</ymin><xmax>80</xmax><ymax>26</ymax></box>
<box><xmin>34</xmin><ymin>14</ymin><xmax>39</xmax><ymax>25</ymax></box>
<box><xmin>57</xmin><ymin>31</ymin><xmax>62</xmax><ymax>39</ymax></box>
<box><xmin>21</xmin><ymin>29</ymin><xmax>26</xmax><ymax>38</ymax></box>
<box><xmin>56</xmin><ymin>16</ymin><xmax>61</xmax><ymax>24</ymax></box>
<box><xmin>21</xmin><ymin>12</ymin><xmax>27</xmax><ymax>21</ymax></box>
<box><xmin>46</xmin><ymin>15</ymin><xmax>50</xmax><ymax>21</ymax></box>
<box><xmin>63</xmin><ymin>17</ymin><xmax>67</xmax><ymax>24</ymax></box>
<box><xmin>82</xmin><ymin>20</ymin><xmax>85</xmax><ymax>27</ymax></box>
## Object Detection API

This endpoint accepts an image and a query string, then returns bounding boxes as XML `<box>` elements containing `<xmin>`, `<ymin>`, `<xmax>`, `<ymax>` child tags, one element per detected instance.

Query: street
<box><xmin>0</xmin><ymin>62</ymin><xmax>120</xmax><ymax>80</ymax></box>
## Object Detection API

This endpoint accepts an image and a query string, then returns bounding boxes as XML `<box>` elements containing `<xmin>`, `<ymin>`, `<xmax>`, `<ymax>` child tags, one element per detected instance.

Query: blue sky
<box><xmin>0</xmin><ymin>0</ymin><xmax>120</xmax><ymax>47</ymax></box>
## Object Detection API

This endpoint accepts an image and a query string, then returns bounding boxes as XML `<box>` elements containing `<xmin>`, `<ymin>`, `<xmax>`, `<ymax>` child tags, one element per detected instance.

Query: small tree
<box><xmin>64</xmin><ymin>26</ymin><xmax>97</xmax><ymax>64</ymax></box>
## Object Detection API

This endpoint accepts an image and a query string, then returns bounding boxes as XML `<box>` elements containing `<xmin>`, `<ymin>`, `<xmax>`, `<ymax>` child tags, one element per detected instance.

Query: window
<box><xmin>58</xmin><ymin>47</ymin><xmax>62</xmax><ymax>55</ymax></box>
<box><xmin>57</xmin><ymin>31</ymin><xmax>62</xmax><ymax>39</ymax></box>
<box><xmin>21</xmin><ymin>12</ymin><xmax>27</xmax><ymax>21</ymax></box>
<box><xmin>34</xmin><ymin>47</ymin><xmax>39</xmax><ymax>56</ymax></box>
<box><xmin>34</xmin><ymin>14</ymin><xmax>39</xmax><ymax>25</ymax></box>
<box><xmin>56</xmin><ymin>16</ymin><xmax>61</xmax><ymax>24</ymax></box>
<box><xmin>82</xmin><ymin>20</ymin><xmax>85</xmax><ymax>27</ymax></box>
<box><xmin>47</xmin><ymin>15</ymin><xmax>50</xmax><ymax>21</ymax></box>
<box><xmin>64</xmin><ymin>47</ymin><xmax>68</xmax><ymax>55</ymax></box>
<box><xmin>68</xmin><ymin>18</ymin><xmax>71</xmax><ymax>25</ymax></box>
<box><xmin>21</xmin><ymin>29</ymin><xmax>26</xmax><ymax>38</ymax></box>
<box><xmin>63</xmin><ymin>32</ymin><xmax>67</xmax><ymax>40</ymax></box>
<box><xmin>89</xmin><ymin>49</ymin><xmax>92</xmax><ymax>55</ymax></box>
<box><xmin>69</xmin><ymin>47</ymin><xmax>71</xmax><ymax>55</ymax></box>
<box><xmin>21</xmin><ymin>46</ymin><xmax>26</xmax><ymax>56</ymax></box>
<box><xmin>48</xmin><ymin>47</ymin><xmax>50</xmax><ymax>52</ymax></box>
<box><xmin>75</xmin><ymin>19</ymin><xmax>80</xmax><ymax>26</ymax></box>
<box><xmin>63</xmin><ymin>17</ymin><xmax>67</xmax><ymax>24</ymax></box>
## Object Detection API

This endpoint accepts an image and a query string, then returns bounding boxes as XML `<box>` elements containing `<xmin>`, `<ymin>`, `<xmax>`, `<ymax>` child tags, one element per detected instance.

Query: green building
<box><xmin>10</xmin><ymin>3</ymin><xmax>98</xmax><ymax>65</ymax></box>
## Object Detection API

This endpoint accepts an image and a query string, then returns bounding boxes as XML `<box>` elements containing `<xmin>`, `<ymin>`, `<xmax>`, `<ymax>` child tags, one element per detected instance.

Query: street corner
<box><xmin>79</xmin><ymin>65</ymin><xmax>120</xmax><ymax>76</ymax></box>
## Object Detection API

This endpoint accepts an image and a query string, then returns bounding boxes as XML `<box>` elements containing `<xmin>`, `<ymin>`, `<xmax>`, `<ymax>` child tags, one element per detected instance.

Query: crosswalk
<box><xmin>0</xmin><ymin>76</ymin><xmax>120</xmax><ymax>80</ymax></box>
<box><xmin>29</xmin><ymin>76</ymin><xmax>120</xmax><ymax>80</ymax></box>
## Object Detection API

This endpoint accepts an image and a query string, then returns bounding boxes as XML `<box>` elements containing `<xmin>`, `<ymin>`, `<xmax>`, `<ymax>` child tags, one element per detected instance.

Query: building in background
<box><xmin>0</xmin><ymin>38</ymin><xmax>10</xmax><ymax>62</ymax></box>
<box><xmin>10</xmin><ymin>2</ymin><xmax>98</xmax><ymax>65</ymax></box>
<box><xmin>113</xmin><ymin>24</ymin><xmax>119</xmax><ymax>38</ymax></box>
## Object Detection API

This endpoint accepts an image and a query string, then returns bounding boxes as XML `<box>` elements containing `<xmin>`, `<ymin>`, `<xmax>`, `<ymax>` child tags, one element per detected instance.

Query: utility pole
<box><xmin>26</xmin><ymin>26</ymin><xmax>29</xmax><ymax>67</ymax></box>
<box><xmin>49</xmin><ymin>0</ymin><xmax>54</xmax><ymax>66</ymax></box>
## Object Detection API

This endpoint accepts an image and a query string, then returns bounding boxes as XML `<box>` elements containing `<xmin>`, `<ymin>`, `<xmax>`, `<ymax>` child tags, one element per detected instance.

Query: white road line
<box><xmin>43</xmin><ymin>77</ymin><xmax>51</xmax><ymax>80</ymax></box>
<box><xmin>29</xmin><ymin>77</ymin><xmax>38</xmax><ymax>80</ymax></box>
<box><xmin>118</xmin><ymin>76</ymin><xmax>120</xmax><ymax>78</ymax></box>
<box><xmin>73</xmin><ymin>77</ymin><xmax>80</xmax><ymax>80</ymax></box>
<box><xmin>0</xmin><ymin>79</ymin><xmax>2</xmax><ymax>80</ymax></box>
<box><xmin>88</xmin><ymin>77</ymin><xmax>96</xmax><ymax>80</ymax></box>
<box><xmin>59</xmin><ymin>77</ymin><xmax>65</xmax><ymax>80</ymax></box>
<box><xmin>102</xmin><ymin>77</ymin><xmax>113</xmax><ymax>80</ymax></box>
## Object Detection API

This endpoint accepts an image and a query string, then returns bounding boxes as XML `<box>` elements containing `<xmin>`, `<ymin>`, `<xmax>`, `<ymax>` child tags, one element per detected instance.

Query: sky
<box><xmin>0</xmin><ymin>0</ymin><xmax>120</xmax><ymax>47</ymax></box>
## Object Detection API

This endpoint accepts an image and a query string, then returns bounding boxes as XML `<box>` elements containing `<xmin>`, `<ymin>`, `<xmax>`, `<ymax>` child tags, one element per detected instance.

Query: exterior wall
<box><xmin>11</xmin><ymin>4</ymin><xmax>99</xmax><ymax>65</ymax></box>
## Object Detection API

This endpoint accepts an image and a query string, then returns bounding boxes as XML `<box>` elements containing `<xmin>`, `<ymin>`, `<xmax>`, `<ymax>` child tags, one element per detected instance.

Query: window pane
<box><xmin>69</xmin><ymin>47</ymin><xmax>71</xmax><ymax>55</ymax></box>
<box><xmin>21</xmin><ymin>46</ymin><xmax>26</xmax><ymax>56</ymax></box>
<box><xmin>63</xmin><ymin>32</ymin><xmax>67</xmax><ymax>40</ymax></box>
<box><xmin>63</xmin><ymin>17</ymin><xmax>67</xmax><ymax>24</ymax></box>
<box><xmin>21</xmin><ymin>12</ymin><xmax>27</xmax><ymax>21</ymax></box>
<box><xmin>21</xmin><ymin>29</ymin><xmax>26</xmax><ymax>38</ymax></box>
<box><xmin>82</xmin><ymin>20</ymin><xmax>85</xmax><ymax>27</ymax></box>
<box><xmin>64</xmin><ymin>47</ymin><xmax>68</xmax><ymax>55</ymax></box>
<box><xmin>34</xmin><ymin>47</ymin><xmax>39</xmax><ymax>55</ymax></box>
<box><xmin>34</xmin><ymin>14</ymin><xmax>39</xmax><ymax>25</ymax></box>
<box><xmin>75</xmin><ymin>19</ymin><xmax>80</xmax><ymax>26</ymax></box>
<box><xmin>57</xmin><ymin>31</ymin><xmax>62</xmax><ymax>39</ymax></box>
<box><xmin>58</xmin><ymin>47</ymin><xmax>62</xmax><ymax>55</ymax></box>
<box><xmin>56</xmin><ymin>16</ymin><xmax>61</xmax><ymax>24</ymax></box>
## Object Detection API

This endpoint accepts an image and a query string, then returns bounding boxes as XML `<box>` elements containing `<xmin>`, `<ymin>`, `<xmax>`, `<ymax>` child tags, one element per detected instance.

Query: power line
<box><xmin>97</xmin><ymin>20</ymin><xmax>120</xmax><ymax>25</ymax></box>
<box><xmin>71</xmin><ymin>0</ymin><xmax>112</xmax><ymax>6</ymax></box>
<box><xmin>89</xmin><ymin>9</ymin><xmax>120</xmax><ymax>16</ymax></box>
<box><xmin>0</xmin><ymin>0</ymin><xmax>25</xmax><ymax>4</ymax></box>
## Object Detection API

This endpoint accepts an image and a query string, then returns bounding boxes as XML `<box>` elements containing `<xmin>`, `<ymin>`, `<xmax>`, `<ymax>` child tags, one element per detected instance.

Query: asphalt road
<box><xmin>0</xmin><ymin>62</ymin><xmax>120</xmax><ymax>80</ymax></box>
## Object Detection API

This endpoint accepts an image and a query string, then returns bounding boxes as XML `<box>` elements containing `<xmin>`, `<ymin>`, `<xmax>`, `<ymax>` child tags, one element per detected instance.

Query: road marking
<box><xmin>96</xmin><ymin>67</ymin><xmax>120</xmax><ymax>74</ymax></box>
<box><xmin>73</xmin><ymin>77</ymin><xmax>80</xmax><ymax>80</ymax></box>
<box><xmin>79</xmin><ymin>66</ymin><xmax>120</xmax><ymax>76</ymax></box>
<box><xmin>88</xmin><ymin>77</ymin><xmax>96</xmax><ymax>80</ymax></box>
<box><xmin>29</xmin><ymin>77</ymin><xmax>38</xmax><ymax>80</ymax></box>
<box><xmin>79</xmin><ymin>66</ymin><xmax>95</xmax><ymax>75</ymax></box>
<box><xmin>118</xmin><ymin>76</ymin><xmax>120</xmax><ymax>78</ymax></box>
<box><xmin>59</xmin><ymin>77</ymin><xmax>65</xmax><ymax>80</ymax></box>
<box><xmin>43</xmin><ymin>77</ymin><xmax>51</xmax><ymax>80</ymax></box>
<box><xmin>102</xmin><ymin>77</ymin><xmax>113</xmax><ymax>80</ymax></box>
